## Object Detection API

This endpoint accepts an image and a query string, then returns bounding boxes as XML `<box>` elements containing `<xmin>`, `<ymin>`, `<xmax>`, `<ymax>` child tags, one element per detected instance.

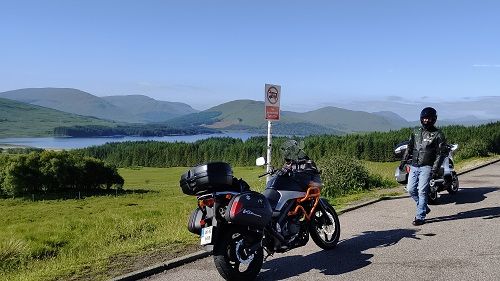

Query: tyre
<box><xmin>213</xmin><ymin>227</ymin><xmax>263</xmax><ymax>281</ymax></box>
<box><xmin>447</xmin><ymin>172</ymin><xmax>459</xmax><ymax>194</ymax></box>
<box><xmin>309</xmin><ymin>199</ymin><xmax>340</xmax><ymax>249</ymax></box>
<box><xmin>428</xmin><ymin>190</ymin><xmax>438</xmax><ymax>205</ymax></box>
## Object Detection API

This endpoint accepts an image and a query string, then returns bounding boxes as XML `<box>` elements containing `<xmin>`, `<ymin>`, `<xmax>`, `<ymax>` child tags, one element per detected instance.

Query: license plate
<box><xmin>200</xmin><ymin>226</ymin><xmax>213</xmax><ymax>245</ymax></box>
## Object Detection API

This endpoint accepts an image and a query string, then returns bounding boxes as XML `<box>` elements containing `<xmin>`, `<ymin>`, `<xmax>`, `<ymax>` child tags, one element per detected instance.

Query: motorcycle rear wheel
<box><xmin>309</xmin><ymin>199</ymin><xmax>340</xmax><ymax>249</ymax></box>
<box><xmin>447</xmin><ymin>172</ymin><xmax>459</xmax><ymax>194</ymax></box>
<box><xmin>213</xmin><ymin>227</ymin><xmax>263</xmax><ymax>281</ymax></box>
<box><xmin>428</xmin><ymin>190</ymin><xmax>439</xmax><ymax>205</ymax></box>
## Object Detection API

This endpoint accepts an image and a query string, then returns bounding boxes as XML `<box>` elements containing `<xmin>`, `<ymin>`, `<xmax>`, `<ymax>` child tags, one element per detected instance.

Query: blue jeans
<box><xmin>406</xmin><ymin>165</ymin><xmax>431</xmax><ymax>220</ymax></box>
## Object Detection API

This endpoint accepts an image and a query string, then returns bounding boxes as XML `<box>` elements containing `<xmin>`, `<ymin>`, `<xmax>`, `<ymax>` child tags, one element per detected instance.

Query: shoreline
<box><xmin>0</xmin><ymin>143</ymin><xmax>31</xmax><ymax>149</ymax></box>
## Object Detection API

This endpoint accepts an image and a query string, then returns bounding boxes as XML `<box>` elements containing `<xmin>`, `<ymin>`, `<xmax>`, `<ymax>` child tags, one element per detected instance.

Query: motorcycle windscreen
<box><xmin>394</xmin><ymin>140</ymin><xmax>409</xmax><ymax>159</ymax></box>
<box><xmin>225</xmin><ymin>191</ymin><xmax>272</xmax><ymax>228</ymax></box>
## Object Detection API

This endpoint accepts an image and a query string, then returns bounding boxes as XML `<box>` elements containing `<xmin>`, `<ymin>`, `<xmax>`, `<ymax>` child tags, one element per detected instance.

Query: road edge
<box><xmin>109</xmin><ymin>251</ymin><xmax>211</xmax><ymax>281</ymax></box>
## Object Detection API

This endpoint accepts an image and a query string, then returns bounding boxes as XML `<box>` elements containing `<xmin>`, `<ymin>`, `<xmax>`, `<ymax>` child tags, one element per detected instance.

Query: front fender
<box><xmin>318</xmin><ymin>198</ymin><xmax>334</xmax><ymax>212</ymax></box>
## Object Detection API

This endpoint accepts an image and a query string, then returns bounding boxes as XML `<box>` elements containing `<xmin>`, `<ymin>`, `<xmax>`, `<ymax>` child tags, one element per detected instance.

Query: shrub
<box><xmin>317</xmin><ymin>155</ymin><xmax>372</xmax><ymax>198</ymax></box>
<box><xmin>0</xmin><ymin>239</ymin><xmax>29</xmax><ymax>272</ymax></box>
<box><xmin>455</xmin><ymin>139</ymin><xmax>490</xmax><ymax>160</ymax></box>
<box><xmin>0</xmin><ymin>151</ymin><xmax>124</xmax><ymax>197</ymax></box>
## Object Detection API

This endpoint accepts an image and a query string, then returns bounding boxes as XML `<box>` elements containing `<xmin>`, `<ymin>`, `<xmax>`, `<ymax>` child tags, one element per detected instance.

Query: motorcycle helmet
<box><xmin>420</xmin><ymin>107</ymin><xmax>437</xmax><ymax>129</ymax></box>
<box><xmin>280</xmin><ymin>139</ymin><xmax>306</xmax><ymax>162</ymax></box>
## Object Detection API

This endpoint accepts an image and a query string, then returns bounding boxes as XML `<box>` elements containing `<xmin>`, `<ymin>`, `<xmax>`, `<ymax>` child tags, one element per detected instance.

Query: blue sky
<box><xmin>1</xmin><ymin>0</ymin><xmax>499</xmax><ymax>120</ymax></box>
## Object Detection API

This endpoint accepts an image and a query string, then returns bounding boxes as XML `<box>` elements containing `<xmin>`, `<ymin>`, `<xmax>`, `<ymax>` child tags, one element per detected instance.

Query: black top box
<box><xmin>180</xmin><ymin>162</ymin><xmax>234</xmax><ymax>195</ymax></box>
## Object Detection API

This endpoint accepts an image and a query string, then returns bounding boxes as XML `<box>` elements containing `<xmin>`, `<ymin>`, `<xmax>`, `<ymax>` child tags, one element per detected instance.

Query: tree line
<box><xmin>0</xmin><ymin>151</ymin><xmax>124</xmax><ymax>197</ymax></box>
<box><xmin>53</xmin><ymin>124</ymin><xmax>219</xmax><ymax>137</ymax></box>
<box><xmin>75</xmin><ymin>122</ymin><xmax>500</xmax><ymax>168</ymax></box>
<box><xmin>1</xmin><ymin>122</ymin><xmax>497</xmax><ymax>197</ymax></box>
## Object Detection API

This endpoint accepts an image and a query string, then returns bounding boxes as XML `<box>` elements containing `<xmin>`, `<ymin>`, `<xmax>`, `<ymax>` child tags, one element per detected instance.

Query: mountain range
<box><xmin>1</xmin><ymin>87</ymin><xmax>498</xmax><ymax>137</ymax></box>
<box><xmin>0</xmin><ymin>88</ymin><xmax>197</xmax><ymax>123</ymax></box>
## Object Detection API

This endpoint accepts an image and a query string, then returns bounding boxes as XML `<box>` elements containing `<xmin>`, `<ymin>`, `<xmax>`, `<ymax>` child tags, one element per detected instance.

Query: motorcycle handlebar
<box><xmin>258</xmin><ymin>171</ymin><xmax>272</xmax><ymax>178</ymax></box>
<box><xmin>258</xmin><ymin>166</ymin><xmax>291</xmax><ymax>178</ymax></box>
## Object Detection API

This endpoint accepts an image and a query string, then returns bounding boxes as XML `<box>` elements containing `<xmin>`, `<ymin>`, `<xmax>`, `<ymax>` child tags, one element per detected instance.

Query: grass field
<box><xmin>1</xmin><ymin>157</ymin><xmax>497</xmax><ymax>281</ymax></box>
<box><xmin>0</xmin><ymin>166</ymin><xmax>269</xmax><ymax>281</ymax></box>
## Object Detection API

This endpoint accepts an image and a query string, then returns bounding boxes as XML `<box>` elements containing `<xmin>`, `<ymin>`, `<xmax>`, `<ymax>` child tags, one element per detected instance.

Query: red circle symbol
<box><xmin>267</xmin><ymin>87</ymin><xmax>279</xmax><ymax>104</ymax></box>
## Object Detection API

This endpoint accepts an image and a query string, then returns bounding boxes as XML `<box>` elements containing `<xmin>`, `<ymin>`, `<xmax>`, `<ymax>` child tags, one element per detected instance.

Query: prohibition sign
<box><xmin>267</xmin><ymin>86</ymin><xmax>279</xmax><ymax>104</ymax></box>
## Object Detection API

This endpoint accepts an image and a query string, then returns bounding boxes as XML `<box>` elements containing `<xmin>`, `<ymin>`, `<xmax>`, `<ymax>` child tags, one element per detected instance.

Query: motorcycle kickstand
<box><xmin>263</xmin><ymin>248</ymin><xmax>274</xmax><ymax>262</ymax></box>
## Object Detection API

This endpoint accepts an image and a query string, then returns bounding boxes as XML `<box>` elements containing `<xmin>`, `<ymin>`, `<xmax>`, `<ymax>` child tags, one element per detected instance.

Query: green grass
<box><xmin>454</xmin><ymin>154</ymin><xmax>500</xmax><ymax>171</ymax></box>
<box><xmin>1</xmin><ymin>157</ymin><xmax>496</xmax><ymax>281</ymax></box>
<box><xmin>363</xmin><ymin>160</ymin><xmax>399</xmax><ymax>180</ymax></box>
<box><xmin>0</xmin><ymin>166</ymin><xmax>269</xmax><ymax>281</ymax></box>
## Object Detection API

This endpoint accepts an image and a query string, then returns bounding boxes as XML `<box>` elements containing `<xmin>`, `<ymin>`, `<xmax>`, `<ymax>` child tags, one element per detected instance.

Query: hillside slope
<box><xmin>0</xmin><ymin>97</ymin><xmax>116</xmax><ymax>137</ymax></box>
<box><xmin>0</xmin><ymin>88</ymin><xmax>141</xmax><ymax>123</ymax></box>
<box><xmin>299</xmin><ymin>106</ymin><xmax>401</xmax><ymax>132</ymax></box>
<box><xmin>102</xmin><ymin>95</ymin><xmax>198</xmax><ymax>122</ymax></box>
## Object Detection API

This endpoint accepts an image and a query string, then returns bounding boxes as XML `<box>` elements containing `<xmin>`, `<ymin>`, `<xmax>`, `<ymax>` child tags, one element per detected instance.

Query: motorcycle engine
<box><xmin>271</xmin><ymin>215</ymin><xmax>309</xmax><ymax>252</ymax></box>
<box><xmin>283</xmin><ymin>216</ymin><xmax>301</xmax><ymax>239</ymax></box>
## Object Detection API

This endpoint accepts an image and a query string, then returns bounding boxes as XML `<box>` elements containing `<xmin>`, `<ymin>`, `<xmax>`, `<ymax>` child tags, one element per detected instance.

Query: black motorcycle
<box><xmin>394</xmin><ymin>141</ymin><xmax>460</xmax><ymax>204</ymax></box>
<box><xmin>180</xmin><ymin>159</ymin><xmax>340</xmax><ymax>281</ymax></box>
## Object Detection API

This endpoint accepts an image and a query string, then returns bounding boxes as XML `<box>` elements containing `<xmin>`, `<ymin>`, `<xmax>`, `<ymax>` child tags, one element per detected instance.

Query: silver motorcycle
<box><xmin>394</xmin><ymin>141</ymin><xmax>460</xmax><ymax>204</ymax></box>
<box><xmin>181</xmin><ymin>158</ymin><xmax>340</xmax><ymax>281</ymax></box>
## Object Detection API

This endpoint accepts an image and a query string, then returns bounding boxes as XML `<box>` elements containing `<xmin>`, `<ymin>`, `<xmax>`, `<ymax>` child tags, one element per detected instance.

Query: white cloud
<box><xmin>472</xmin><ymin>64</ymin><xmax>500</xmax><ymax>68</ymax></box>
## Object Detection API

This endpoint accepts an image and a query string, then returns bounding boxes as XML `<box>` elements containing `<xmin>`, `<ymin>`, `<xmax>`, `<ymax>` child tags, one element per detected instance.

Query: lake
<box><xmin>0</xmin><ymin>132</ymin><xmax>264</xmax><ymax>150</ymax></box>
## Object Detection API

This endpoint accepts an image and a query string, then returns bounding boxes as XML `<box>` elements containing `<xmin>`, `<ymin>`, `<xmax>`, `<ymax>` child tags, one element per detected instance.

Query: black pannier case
<box><xmin>180</xmin><ymin>162</ymin><xmax>234</xmax><ymax>195</ymax></box>
<box><xmin>187</xmin><ymin>207</ymin><xmax>203</xmax><ymax>235</ymax></box>
<box><xmin>225</xmin><ymin>191</ymin><xmax>272</xmax><ymax>228</ymax></box>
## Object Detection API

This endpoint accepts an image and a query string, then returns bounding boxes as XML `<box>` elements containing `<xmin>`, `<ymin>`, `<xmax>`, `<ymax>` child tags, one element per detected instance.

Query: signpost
<box><xmin>265</xmin><ymin>84</ymin><xmax>281</xmax><ymax>182</ymax></box>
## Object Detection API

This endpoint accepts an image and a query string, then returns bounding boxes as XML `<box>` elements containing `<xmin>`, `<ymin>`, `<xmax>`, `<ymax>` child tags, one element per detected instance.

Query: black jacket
<box><xmin>402</xmin><ymin>126</ymin><xmax>447</xmax><ymax>171</ymax></box>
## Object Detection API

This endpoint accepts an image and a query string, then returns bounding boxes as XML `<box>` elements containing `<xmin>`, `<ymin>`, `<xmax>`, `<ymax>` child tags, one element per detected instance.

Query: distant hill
<box><xmin>297</xmin><ymin>107</ymin><xmax>402</xmax><ymax>132</ymax></box>
<box><xmin>373</xmin><ymin>111</ymin><xmax>409</xmax><ymax>127</ymax></box>
<box><xmin>166</xmin><ymin>100</ymin><xmax>404</xmax><ymax>135</ymax></box>
<box><xmin>102</xmin><ymin>95</ymin><xmax>198</xmax><ymax>122</ymax></box>
<box><xmin>0</xmin><ymin>88</ymin><xmax>198</xmax><ymax>123</ymax></box>
<box><xmin>0</xmin><ymin>88</ymin><xmax>141</xmax><ymax>123</ymax></box>
<box><xmin>0</xmin><ymin>97</ymin><xmax>116</xmax><ymax>137</ymax></box>
<box><xmin>408</xmin><ymin>116</ymin><xmax>500</xmax><ymax>127</ymax></box>
<box><xmin>202</xmin><ymin>100</ymin><xmax>302</xmax><ymax>128</ymax></box>
<box><xmin>165</xmin><ymin>100</ymin><xmax>338</xmax><ymax>135</ymax></box>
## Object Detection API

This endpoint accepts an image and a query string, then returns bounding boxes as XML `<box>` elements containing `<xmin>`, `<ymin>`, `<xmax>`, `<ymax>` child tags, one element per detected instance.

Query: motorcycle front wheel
<box><xmin>309</xmin><ymin>199</ymin><xmax>340</xmax><ymax>249</ymax></box>
<box><xmin>213</xmin><ymin>226</ymin><xmax>263</xmax><ymax>281</ymax></box>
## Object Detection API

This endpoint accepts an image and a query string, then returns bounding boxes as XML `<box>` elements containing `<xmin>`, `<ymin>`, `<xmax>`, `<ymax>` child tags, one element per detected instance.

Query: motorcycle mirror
<box><xmin>451</xmin><ymin>144</ymin><xmax>458</xmax><ymax>151</ymax></box>
<box><xmin>256</xmin><ymin>157</ymin><xmax>266</xmax><ymax>166</ymax></box>
<box><xmin>394</xmin><ymin>144</ymin><xmax>408</xmax><ymax>154</ymax></box>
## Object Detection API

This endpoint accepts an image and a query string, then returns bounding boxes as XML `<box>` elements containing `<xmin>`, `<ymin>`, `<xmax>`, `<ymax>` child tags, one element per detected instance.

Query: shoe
<box><xmin>412</xmin><ymin>218</ymin><xmax>425</xmax><ymax>226</ymax></box>
<box><xmin>426</xmin><ymin>206</ymin><xmax>431</xmax><ymax>215</ymax></box>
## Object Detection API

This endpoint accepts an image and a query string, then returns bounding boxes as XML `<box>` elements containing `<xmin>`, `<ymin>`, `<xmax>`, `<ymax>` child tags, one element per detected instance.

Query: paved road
<box><xmin>143</xmin><ymin>161</ymin><xmax>500</xmax><ymax>281</ymax></box>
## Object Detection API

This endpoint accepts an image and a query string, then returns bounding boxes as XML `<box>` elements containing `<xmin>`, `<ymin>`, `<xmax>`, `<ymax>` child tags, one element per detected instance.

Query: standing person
<box><xmin>400</xmin><ymin>107</ymin><xmax>447</xmax><ymax>226</ymax></box>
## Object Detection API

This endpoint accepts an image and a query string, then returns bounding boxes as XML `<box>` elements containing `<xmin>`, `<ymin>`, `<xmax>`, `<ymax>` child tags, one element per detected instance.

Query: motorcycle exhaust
<box><xmin>430</xmin><ymin>179</ymin><xmax>444</xmax><ymax>187</ymax></box>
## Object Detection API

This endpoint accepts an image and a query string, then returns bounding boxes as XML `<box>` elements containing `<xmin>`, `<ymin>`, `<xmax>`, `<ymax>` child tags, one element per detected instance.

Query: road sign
<box><xmin>265</xmin><ymin>84</ymin><xmax>281</xmax><ymax>121</ymax></box>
